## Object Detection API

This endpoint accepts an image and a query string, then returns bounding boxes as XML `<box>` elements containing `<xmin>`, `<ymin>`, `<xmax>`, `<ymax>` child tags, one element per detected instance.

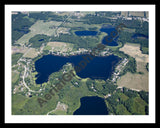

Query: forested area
<box><xmin>118</xmin><ymin>32</ymin><xmax>148</xmax><ymax>54</ymax></box>
<box><xmin>106</xmin><ymin>88</ymin><xmax>148</xmax><ymax>115</ymax></box>
<box><xmin>50</xmin><ymin>32</ymin><xmax>99</xmax><ymax>49</ymax></box>
<box><xmin>121</xmin><ymin>56</ymin><xmax>137</xmax><ymax>74</ymax></box>
<box><xmin>85</xmin><ymin>78</ymin><xmax>148</xmax><ymax>115</ymax></box>
<box><xmin>29</xmin><ymin>12</ymin><xmax>66</xmax><ymax>21</ymax></box>
<box><xmin>82</xmin><ymin>14</ymin><xmax>112</xmax><ymax>24</ymax></box>
<box><xmin>118</xmin><ymin>20</ymin><xmax>149</xmax><ymax>54</ymax></box>
<box><xmin>28</xmin><ymin>34</ymin><xmax>50</xmax><ymax>48</ymax></box>
<box><xmin>86</xmin><ymin>79</ymin><xmax>117</xmax><ymax>95</ymax></box>
<box><xmin>12</xmin><ymin>12</ymin><xmax>35</xmax><ymax>45</ymax></box>
<box><xmin>12</xmin><ymin>12</ymin><xmax>66</xmax><ymax>45</ymax></box>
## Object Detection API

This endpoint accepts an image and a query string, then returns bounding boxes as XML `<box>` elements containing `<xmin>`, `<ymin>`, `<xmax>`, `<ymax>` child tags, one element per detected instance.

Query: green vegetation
<box><xmin>12</xmin><ymin>94</ymin><xmax>29</xmax><ymax>114</ymax></box>
<box><xmin>118</xmin><ymin>20</ymin><xmax>148</xmax><ymax>54</ymax></box>
<box><xmin>82</xmin><ymin>14</ymin><xmax>112</xmax><ymax>24</ymax></box>
<box><xmin>12</xmin><ymin>12</ymin><xmax>35</xmax><ymax>45</ymax></box>
<box><xmin>12</xmin><ymin>71</ymin><xmax>20</xmax><ymax>84</ymax></box>
<box><xmin>106</xmin><ymin>88</ymin><xmax>148</xmax><ymax>115</ymax></box>
<box><xmin>12</xmin><ymin>92</ymin><xmax>59</xmax><ymax>115</ymax></box>
<box><xmin>122</xmin><ymin>56</ymin><xmax>137</xmax><ymax>74</ymax></box>
<box><xmin>138</xmin><ymin>90</ymin><xmax>149</xmax><ymax>104</ymax></box>
<box><xmin>112</xmin><ymin>50</ymin><xmax>137</xmax><ymax>75</ymax></box>
<box><xmin>50</xmin><ymin>31</ymin><xmax>99</xmax><ymax>49</ymax></box>
<box><xmin>86</xmin><ymin>79</ymin><xmax>117</xmax><ymax>96</ymax></box>
<box><xmin>29</xmin><ymin>12</ymin><xmax>66</xmax><ymax>21</ymax></box>
<box><xmin>136</xmin><ymin>21</ymin><xmax>148</xmax><ymax>36</ymax></box>
<box><xmin>12</xmin><ymin>53</ymin><xmax>23</xmax><ymax>65</ymax></box>
<box><xmin>28</xmin><ymin>34</ymin><xmax>50</xmax><ymax>48</ymax></box>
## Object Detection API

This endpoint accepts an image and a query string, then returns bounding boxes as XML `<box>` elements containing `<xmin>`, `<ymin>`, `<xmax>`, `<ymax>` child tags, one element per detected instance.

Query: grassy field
<box><xmin>12</xmin><ymin>92</ymin><xmax>59</xmax><ymax>115</ymax></box>
<box><xmin>47</xmin><ymin>101</ymin><xmax>68</xmax><ymax>115</ymax></box>
<box><xmin>119</xmin><ymin>43</ymin><xmax>148</xmax><ymax>63</ymax></box>
<box><xmin>117</xmin><ymin>43</ymin><xmax>149</xmax><ymax>91</ymax></box>
<box><xmin>117</xmin><ymin>72</ymin><xmax>148</xmax><ymax>91</ymax></box>
<box><xmin>23</xmin><ymin>48</ymin><xmax>39</xmax><ymax>58</ymax></box>
<box><xmin>12</xmin><ymin>71</ymin><xmax>20</xmax><ymax>84</ymax></box>
<box><xmin>12</xmin><ymin>46</ymin><xmax>29</xmax><ymax>54</ymax></box>
<box><xmin>16</xmin><ymin>20</ymin><xmax>62</xmax><ymax>45</ymax></box>
<box><xmin>44</xmin><ymin>41</ymin><xmax>73</xmax><ymax>52</ymax></box>
<box><xmin>59</xmin><ymin>79</ymin><xmax>97</xmax><ymax>115</ymax></box>
<box><xmin>12</xmin><ymin>94</ymin><xmax>29</xmax><ymax>114</ymax></box>
<box><xmin>123</xmin><ymin>27</ymin><xmax>136</xmax><ymax>33</ymax></box>
<box><xmin>12</xmin><ymin>53</ymin><xmax>23</xmax><ymax>65</ymax></box>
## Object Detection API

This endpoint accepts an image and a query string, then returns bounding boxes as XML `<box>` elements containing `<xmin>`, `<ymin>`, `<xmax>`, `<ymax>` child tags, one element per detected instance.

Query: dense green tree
<box><xmin>138</xmin><ymin>90</ymin><xmax>149</xmax><ymax>104</ymax></box>
<box><xmin>28</xmin><ymin>34</ymin><xmax>50</xmax><ymax>48</ymax></box>
<box><xmin>12</xmin><ymin>13</ymin><xmax>35</xmax><ymax>45</ymax></box>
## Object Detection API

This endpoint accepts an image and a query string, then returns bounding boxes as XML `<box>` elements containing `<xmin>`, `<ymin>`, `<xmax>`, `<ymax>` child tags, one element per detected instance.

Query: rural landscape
<box><xmin>12</xmin><ymin>11</ymin><xmax>149</xmax><ymax>115</ymax></box>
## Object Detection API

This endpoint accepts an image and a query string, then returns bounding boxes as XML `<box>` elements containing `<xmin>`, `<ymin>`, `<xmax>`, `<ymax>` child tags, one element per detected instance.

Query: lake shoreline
<box><xmin>34</xmin><ymin>54</ymin><xmax>121</xmax><ymax>84</ymax></box>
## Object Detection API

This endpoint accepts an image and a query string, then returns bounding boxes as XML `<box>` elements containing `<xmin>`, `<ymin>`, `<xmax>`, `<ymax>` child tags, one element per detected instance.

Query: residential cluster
<box><xmin>111</xmin><ymin>58</ymin><xmax>128</xmax><ymax>83</ymax></box>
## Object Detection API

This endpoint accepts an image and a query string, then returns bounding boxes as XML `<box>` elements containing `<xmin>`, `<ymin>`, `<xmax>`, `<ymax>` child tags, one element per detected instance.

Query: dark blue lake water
<box><xmin>100</xmin><ymin>25</ymin><xmax>119</xmax><ymax>46</ymax></box>
<box><xmin>35</xmin><ymin>54</ymin><xmax>121</xmax><ymax>84</ymax></box>
<box><xmin>75</xmin><ymin>25</ymin><xmax>119</xmax><ymax>46</ymax></box>
<box><xmin>75</xmin><ymin>31</ymin><xmax>98</xmax><ymax>36</ymax></box>
<box><xmin>73</xmin><ymin>96</ymin><xmax>108</xmax><ymax>115</ymax></box>
<box><xmin>132</xmin><ymin>33</ymin><xmax>148</xmax><ymax>39</ymax></box>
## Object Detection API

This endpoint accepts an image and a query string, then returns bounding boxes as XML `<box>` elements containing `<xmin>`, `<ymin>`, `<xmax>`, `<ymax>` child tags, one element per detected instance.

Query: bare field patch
<box><xmin>117</xmin><ymin>72</ymin><xmax>148</xmax><ymax>91</ymax></box>
<box><xmin>47</xmin><ymin>101</ymin><xmax>68</xmax><ymax>115</ymax></box>
<box><xmin>47</xmin><ymin>41</ymin><xmax>67</xmax><ymax>47</ymax></box>
<box><xmin>119</xmin><ymin>43</ymin><xmax>148</xmax><ymax>63</ymax></box>
<box><xmin>45</xmin><ymin>41</ymin><xmax>73</xmax><ymax>52</ymax></box>
<box><xmin>23</xmin><ymin>48</ymin><xmax>39</xmax><ymax>58</ymax></box>
<box><xmin>12</xmin><ymin>46</ymin><xmax>29</xmax><ymax>54</ymax></box>
<box><xmin>117</xmin><ymin>43</ymin><xmax>149</xmax><ymax>91</ymax></box>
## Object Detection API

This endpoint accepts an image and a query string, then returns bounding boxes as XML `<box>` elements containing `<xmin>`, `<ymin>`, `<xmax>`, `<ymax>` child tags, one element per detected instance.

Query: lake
<box><xmin>75</xmin><ymin>24</ymin><xmax>119</xmax><ymax>46</ymax></box>
<box><xmin>75</xmin><ymin>30</ymin><xmax>98</xmax><ymax>36</ymax></box>
<box><xmin>73</xmin><ymin>96</ymin><xmax>108</xmax><ymax>115</ymax></box>
<box><xmin>132</xmin><ymin>33</ymin><xmax>148</xmax><ymax>39</ymax></box>
<box><xmin>35</xmin><ymin>54</ymin><xmax>121</xmax><ymax>84</ymax></box>
<box><xmin>100</xmin><ymin>25</ymin><xmax>119</xmax><ymax>46</ymax></box>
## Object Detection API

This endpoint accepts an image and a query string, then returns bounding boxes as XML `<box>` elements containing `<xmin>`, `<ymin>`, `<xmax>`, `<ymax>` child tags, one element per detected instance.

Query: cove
<box><xmin>34</xmin><ymin>54</ymin><xmax>121</xmax><ymax>84</ymax></box>
<box><xmin>73</xmin><ymin>96</ymin><xmax>108</xmax><ymax>115</ymax></box>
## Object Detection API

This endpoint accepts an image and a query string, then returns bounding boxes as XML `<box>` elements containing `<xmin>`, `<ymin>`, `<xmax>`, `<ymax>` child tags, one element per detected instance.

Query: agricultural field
<box><xmin>12</xmin><ymin>46</ymin><xmax>29</xmax><ymax>54</ymax></box>
<box><xmin>12</xmin><ymin>71</ymin><xmax>20</xmax><ymax>84</ymax></box>
<box><xmin>119</xmin><ymin>43</ymin><xmax>148</xmax><ymax>63</ymax></box>
<box><xmin>44</xmin><ymin>41</ymin><xmax>73</xmax><ymax>52</ymax></box>
<box><xmin>15</xmin><ymin>20</ymin><xmax>62</xmax><ymax>45</ymax></box>
<box><xmin>23</xmin><ymin>48</ymin><xmax>39</xmax><ymax>58</ymax></box>
<box><xmin>117</xmin><ymin>43</ymin><xmax>149</xmax><ymax>91</ymax></box>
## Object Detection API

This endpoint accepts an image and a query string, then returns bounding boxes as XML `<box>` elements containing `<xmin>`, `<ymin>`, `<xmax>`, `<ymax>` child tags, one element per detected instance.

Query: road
<box><xmin>22</xmin><ymin>65</ymin><xmax>39</xmax><ymax>93</ymax></box>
